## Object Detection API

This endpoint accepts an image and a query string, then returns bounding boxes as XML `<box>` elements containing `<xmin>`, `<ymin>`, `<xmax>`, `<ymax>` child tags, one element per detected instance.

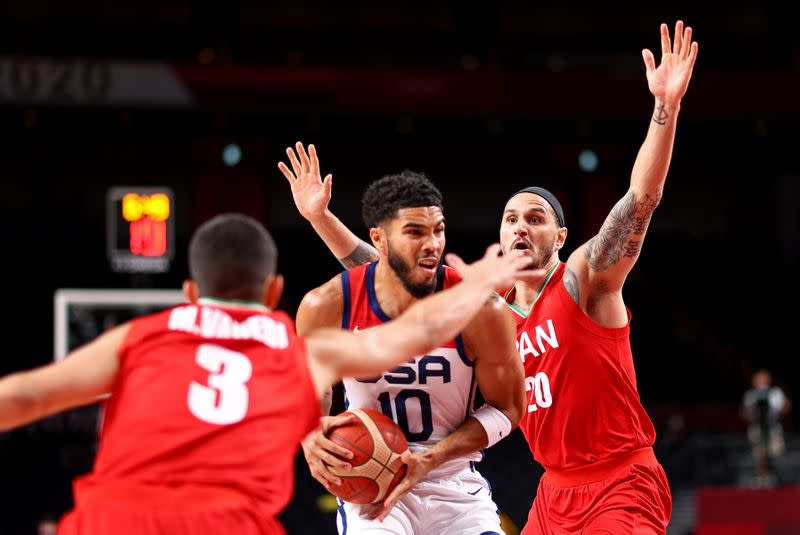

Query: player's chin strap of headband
<box><xmin>471</xmin><ymin>404</ymin><xmax>513</xmax><ymax>448</ymax></box>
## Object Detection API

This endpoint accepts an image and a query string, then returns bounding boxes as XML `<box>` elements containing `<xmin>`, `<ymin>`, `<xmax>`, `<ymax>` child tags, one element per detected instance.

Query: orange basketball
<box><xmin>325</xmin><ymin>408</ymin><xmax>408</xmax><ymax>504</ymax></box>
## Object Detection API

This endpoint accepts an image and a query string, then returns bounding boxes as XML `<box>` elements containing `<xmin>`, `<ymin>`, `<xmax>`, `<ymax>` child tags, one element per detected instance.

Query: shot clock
<box><xmin>107</xmin><ymin>187</ymin><xmax>175</xmax><ymax>273</ymax></box>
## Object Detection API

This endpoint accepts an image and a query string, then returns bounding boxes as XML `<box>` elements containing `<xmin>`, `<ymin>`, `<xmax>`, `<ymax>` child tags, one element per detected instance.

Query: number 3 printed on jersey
<box><xmin>188</xmin><ymin>344</ymin><xmax>252</xmax><ymax>425</ymax></box>
<box><xmin>525</xmin><ymin>372</ymin><xmax>553</xmax><ymax>413</ymax></box>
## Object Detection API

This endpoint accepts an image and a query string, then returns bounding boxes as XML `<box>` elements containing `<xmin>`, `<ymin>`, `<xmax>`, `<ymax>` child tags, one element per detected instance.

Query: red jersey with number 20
<box><xmin>71</xmin><ymin>299</ymin><xmax>319</xmax><ymax>529</ymax></box>
<box><xmin>515</xmin><ymin>263</ymin><xmax>656</xmax><ymax>472</ymax></box>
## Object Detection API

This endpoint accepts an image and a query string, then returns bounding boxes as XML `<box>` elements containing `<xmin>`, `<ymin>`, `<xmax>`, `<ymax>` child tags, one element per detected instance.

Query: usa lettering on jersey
<box><xmin>356</xmin><ymin>355</ymin><xmax>452</xmax><ymax>385</ymax></box>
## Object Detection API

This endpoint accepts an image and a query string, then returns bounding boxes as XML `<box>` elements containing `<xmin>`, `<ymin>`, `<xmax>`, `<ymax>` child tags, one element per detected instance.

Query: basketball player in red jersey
<box><xmin>280</xmin><ymin>148</ymin><xmax>526</xmax><ymax>534</ymax></box>
<box><xmin>0</xmin><ymin>214</ymin><xmax>533</xmax><ymax>535</ymax></box>
<box><xmin>280</xmin><ymin>20</ymin><xmax>698</xmax><ymax>534</ymax></box>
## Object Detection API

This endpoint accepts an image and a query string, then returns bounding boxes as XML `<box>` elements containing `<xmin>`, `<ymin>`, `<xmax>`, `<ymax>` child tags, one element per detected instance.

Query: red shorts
<box><xmin>57</xmin><ymin>481</ymin><xmax>285</xmax><ymax>535</ymax></box>
<box><xmin>521</xmin><ymin>448</ymin><xmax>672</xmax><ymax>535</ymax></box>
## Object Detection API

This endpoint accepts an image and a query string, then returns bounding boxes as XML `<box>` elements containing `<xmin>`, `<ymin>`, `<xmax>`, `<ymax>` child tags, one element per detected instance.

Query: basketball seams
<box><xmin>329</xmin><ymin>432</ymin><xmax>373</xmax><ymax>463</ymax></box>
<box><xmin>353</xmin><ymin>409</ymin><xmax>399</xmax><ymax>501</ymax></box>
<box><xmin>326</xmin><ymin>409</ymin><xmax>408</xmax><ymax>504</ymax></box>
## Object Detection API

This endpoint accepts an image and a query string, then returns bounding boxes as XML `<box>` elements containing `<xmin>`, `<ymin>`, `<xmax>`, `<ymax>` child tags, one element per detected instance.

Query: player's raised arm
<box><xmin>305</xmin><ymin>245</ymin><xmax>533</xmax><ymax>395</ymax></box>
<box><xmin>0</xmin><ymin>323</ymin><xmax>128</xmax><ymax>431</ymax></box>
<box><xmin>567</xmin><ymin>21</ymin><xmax>698</xmax><ymax>303</ymax></box>
<box><xmin>278</xmin><ymin>141</ymin><xmax>379</xmax><ymax>268</ymax></box>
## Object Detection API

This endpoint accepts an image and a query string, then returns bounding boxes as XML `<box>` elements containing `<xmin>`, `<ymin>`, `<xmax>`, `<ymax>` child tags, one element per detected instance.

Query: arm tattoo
<box><xmin>585</xmin><ymin>190</ymin><xmax>660</xmax><ymax>271</ymax></box>
<box><xmin>338</xmin><ymin>240</ymin><xmax>380</xmax><ymax>269</ymax></box>
<box><xmin>563</xmin><ymin>267</ymin><xmax>580</xmax><ymax>305</ymax></box>
<box><xmin>653</xmin><ymin>101</ymin><xmax>669</xmax><ymax>125</ymax></box>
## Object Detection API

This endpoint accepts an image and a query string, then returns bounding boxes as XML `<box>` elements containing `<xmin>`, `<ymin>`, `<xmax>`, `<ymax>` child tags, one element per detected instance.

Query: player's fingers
<box><xmin>318</xmin><ymin>449</ymin><xmax>351</xmax><ymax>470</ymax></box>
<box><xmin>329</xmin><ymin>413</ymin><xmax>358</xmax><ymax>428</ymax></box>
<box><xmin>680</xmin><ymin>25</ymin><xmax>692</xmax><ymax>58</ymax></box>
<box><xmin>483</xmin><ymin>243</ymin><xmax>502</xmax><ymax>259</ymax></box>
<box><xmin>444</xmin><ymin>252</ymin><xmax>466</xmax><ymax>272</ymax></box>
<box><xmin>660</xmin><ymin>22</ymin><xmax>670</xmax><ymax>57</ymax></box>
<box><xmin>378</xmin><ymin>482</ymin><xmax>411</xmax><ymax>521</ymax></box>
<box><xmin>688</xmin><ymin>41</ymin><xmax>699</xmax><ymax>68</ymax></box>
<box><xmin>286</xmin><ymin>147</ymin><xmax>302</xmax><ymax>177</ymax></box>
<box><xmin>308</xmin><ymin>144</ymin><xmax>320</xmax><ymax>176</ymax></box>
<box><xmin>366</xmin><ymin>503</ymin><xmax>383</xmax><ymax>520</ymax></box>
<box><xmin>398</xmin><ymin>450</ymin><xmax>415</xmax><ymax>468</ymax></box>
<box><xmin>516</xmin><ymin>268</ymin><xmax>548</xmax><ymax>280</ymax></box>
<box><xmin>323</xmin><ymin>174</ymin><xmax>333</xmax><ymax>196</ymax></box>
<box><xmin>311</xmin><ymin>464</ymin><xmax>342</xmax><ymax>487</ymax></box>
<box><xmin>641</xmin><ymin>49</ymin><xmax>656</xmax><ymax>75</ymax></box>
<box><xmin>295</xmin><ymin>141</ymin><xmax>311</xmax><ymax>173</ymax></box>
<box><xmin>672</xmin><ymin>20</ymin><xmax>683</xmax><ymax>55</ymax></box>
<box><xmin>277</xmin><ymin>162</ymin><xmax>295</xmax><ymax>183</ymax></box>
<box><xmin>318</xmin><ymin>436</ymin><xmax>355</xmax><ymax>459</ymax></box>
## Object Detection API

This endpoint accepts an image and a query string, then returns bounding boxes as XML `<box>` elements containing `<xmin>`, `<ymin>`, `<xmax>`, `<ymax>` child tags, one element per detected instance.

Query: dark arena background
<box><xmin>1</xmin><ymin>3</ymin><xmax>799</xmax><ymax>534</ymax></box>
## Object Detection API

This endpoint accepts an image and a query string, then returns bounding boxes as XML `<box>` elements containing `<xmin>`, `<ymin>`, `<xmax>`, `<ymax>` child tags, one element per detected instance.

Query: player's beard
<box><xmin>387</xmin><ymin>242</ymin><xmax>439</xmax><ymax>298</ymax></box>
<box><xmin>507</xmin><ymin>233</ymin><xmax>557</xmax><ymax>270</ymax></box>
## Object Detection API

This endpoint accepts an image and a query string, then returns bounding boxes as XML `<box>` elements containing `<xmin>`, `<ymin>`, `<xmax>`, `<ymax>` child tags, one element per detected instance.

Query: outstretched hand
<box><xmin>446</xmin><ymin>244</ymin><xmax>545</xmax><ymax>291</ymax></box>
<box><xmin>642</xmin><ymin>20</ymin><xmax>699</xmax><ymax>106</ymax></box>
<box><xmin>278</xmin><ymin>141</ymin><xmax>332</xmax><ymax>221</ymax></box>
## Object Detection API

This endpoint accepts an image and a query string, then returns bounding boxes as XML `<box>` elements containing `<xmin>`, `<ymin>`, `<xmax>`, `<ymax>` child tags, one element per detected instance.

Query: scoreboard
<box><xmin>106</xmin><ymin>187</ymin><xmax>175</xmax><ymax>273</ymax></box>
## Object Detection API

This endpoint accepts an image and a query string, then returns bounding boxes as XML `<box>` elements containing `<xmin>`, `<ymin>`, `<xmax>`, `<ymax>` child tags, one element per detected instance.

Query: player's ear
<box><xmin>554</xmin><ymin>226</ymin><xmax>568</xmax><ymax>251</ymax></box>
<box><xmin>182</xmin><ymin>280</ymin><xmax>200</xmax><ymax>303</ymax></box>
<box><xmin>369</xmin><ymin>226</ymin><xmax>388</xmax><ymax>257</ymax></box>
<box><xmin>263</xmin><ymin>274</ymin><xmax>284</xmax><ymax>310</ymax></box>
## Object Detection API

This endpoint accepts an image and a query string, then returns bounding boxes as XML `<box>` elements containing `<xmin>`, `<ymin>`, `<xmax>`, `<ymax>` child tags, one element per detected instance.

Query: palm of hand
<box><xmin>647</xmin><ymin>53</ymin><xmax>693</xmax><ymax>104</ymax></box>
<box><xmin>292</xmin><ymin>174</ymin><xmax>329</xmax><ymax>218</ymax></box>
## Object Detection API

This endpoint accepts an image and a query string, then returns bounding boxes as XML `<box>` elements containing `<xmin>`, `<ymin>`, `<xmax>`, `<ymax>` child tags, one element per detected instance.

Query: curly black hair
<box><xmin>361</xmin><ymin>170</ymin><xmax>443</xmax><ymax>228</ymax></box>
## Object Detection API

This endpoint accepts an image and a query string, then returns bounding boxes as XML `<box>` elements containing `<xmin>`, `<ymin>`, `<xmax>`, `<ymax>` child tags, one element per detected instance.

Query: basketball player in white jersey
<box><xmin>280</xmin><ymin>144</ymin><xmax>525</xmax><ymax>535</ymax></box>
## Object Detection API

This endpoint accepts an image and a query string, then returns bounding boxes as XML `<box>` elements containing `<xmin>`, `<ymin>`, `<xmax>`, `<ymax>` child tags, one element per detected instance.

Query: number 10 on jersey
<box><xmin>377</xmin><ymin>390</ymin><xmax>433</xmax><ymax>442</ymax></box>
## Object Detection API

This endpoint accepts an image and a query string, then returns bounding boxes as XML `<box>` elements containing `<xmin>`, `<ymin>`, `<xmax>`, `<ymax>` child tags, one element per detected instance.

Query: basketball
<box><xmin>325</xmin><ymin>408</ymin><xmax>408</xmax><ymax>504</ymax></box>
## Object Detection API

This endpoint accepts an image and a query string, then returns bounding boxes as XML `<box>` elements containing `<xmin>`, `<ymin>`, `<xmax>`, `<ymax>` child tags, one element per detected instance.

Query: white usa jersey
<box><xmin>340</xmin><ymin>262</ymin><xmax>481</xmax><ymax>478</ymax></box>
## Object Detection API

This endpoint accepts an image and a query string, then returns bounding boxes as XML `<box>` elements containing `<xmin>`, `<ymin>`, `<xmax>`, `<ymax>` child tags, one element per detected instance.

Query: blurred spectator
<box><xmin>37</xmin><ymin>515</ymin><xmax>58</xmax><ymax>535</ymax></box>
<box><xmin>741</xmin><ymin>370</ymin><xmax>791</xmax><ymax>487</ymax></box>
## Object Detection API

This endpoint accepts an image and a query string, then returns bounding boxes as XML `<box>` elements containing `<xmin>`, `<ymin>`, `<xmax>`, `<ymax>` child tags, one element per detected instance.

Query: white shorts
<box><xmin>336</xmin><ymin>464</ymin><xmax>504</xmax><ymax>535</ymax></box>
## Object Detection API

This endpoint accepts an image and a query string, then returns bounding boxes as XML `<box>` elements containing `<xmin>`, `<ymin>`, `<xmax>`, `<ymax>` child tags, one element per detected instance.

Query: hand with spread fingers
<box><xmin>642</xmin><ymin>20</ymin><xmax>699</xmax><ymax>107</ymax></box>
<box><xmin>278</xmin><ymin>141</ymin><xmax>333</xmax><ymax>222</ymax></box>
<box><xmin>447</xmin><ymin>244</ymin><xmax>546</xmax><ymax>292</ymax></box>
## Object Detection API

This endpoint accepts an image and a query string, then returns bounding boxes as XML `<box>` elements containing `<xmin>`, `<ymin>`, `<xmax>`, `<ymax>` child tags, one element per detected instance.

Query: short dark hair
<box><xmin>188</xmin><ymin>213</ymin><xmax>277</xmax><ymax>300</ymax></box>
<box><xmin>361</xmin><ymin>170</ymin><xmax>443</xmax><ymax>228</ymax></box>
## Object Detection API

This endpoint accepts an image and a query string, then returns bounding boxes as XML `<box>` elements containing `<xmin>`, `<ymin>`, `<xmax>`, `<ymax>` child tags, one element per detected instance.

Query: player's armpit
<box><xmin>0</xmin><ymin>322</ymin><xmax>128</xmax><ymax>431</ymax></box>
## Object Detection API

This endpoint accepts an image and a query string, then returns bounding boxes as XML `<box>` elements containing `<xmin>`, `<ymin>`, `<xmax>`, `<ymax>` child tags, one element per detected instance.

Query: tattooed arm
<box><xmin>279</xmin><ymin>141</ymin><xmax>379</xmax><ymax>269</ymax></box>
<box><xmin>565</xmin><ymin>21</ymin><xmax>698</xmax><ymax>326</ymax></box>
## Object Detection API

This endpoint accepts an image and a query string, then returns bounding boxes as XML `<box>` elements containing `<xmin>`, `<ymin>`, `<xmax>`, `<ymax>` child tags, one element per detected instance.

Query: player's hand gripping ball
<box><xmin>324</xmin><ymin>409</ymin><xmax>408</xmax><ymax>504</ymax></box>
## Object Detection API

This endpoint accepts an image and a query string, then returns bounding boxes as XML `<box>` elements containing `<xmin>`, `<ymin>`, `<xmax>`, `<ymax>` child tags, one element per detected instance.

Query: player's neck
<box><xmin>197</xmin><ymin>297</ymin><xmax>269</xmax><ymax>312</ymax></box>
<box><xmin>373</xmin><ymin>260</ymin><xmax>422</xmax><ymax>317</ymax></box>
<box><xmin>512</xmin><ymin>257</ymin><xmax>560</xmax><ymax>312</ymax></box>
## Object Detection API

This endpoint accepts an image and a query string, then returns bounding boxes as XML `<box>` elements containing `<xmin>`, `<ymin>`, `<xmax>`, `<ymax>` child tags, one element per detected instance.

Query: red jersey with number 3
<box><xmin>514</xmin><ymin>263</ymin><xmax>656</xmax><ymax>471</ymax></box>
<box><xmin>73</xmin><ymin>299</ymin><xmax>320</xmax><ymax>520</ymax></box>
